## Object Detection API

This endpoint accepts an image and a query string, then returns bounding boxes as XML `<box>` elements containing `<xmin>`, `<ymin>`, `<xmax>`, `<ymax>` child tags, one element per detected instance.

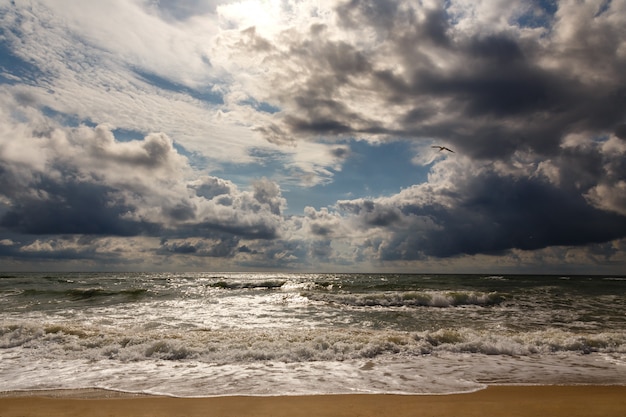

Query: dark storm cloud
<box><xmin>405</xmin><ymin>44</ymin><xmax>565</xmax><ymax>120</ymax></box>
<box><xmin>244</xmin><ymin>0</ymin><xmax>626</xmax><ymax>160</ymax></box>
<box><xmin>276</xmin><ymin>35</ymin><xmax>375</xmax><ymax>135</ymax></box>
<box><xmin>1</xmin><ymin>0</ymin><xmax>625</xmax><ymax>271</ymax></box>
<box><xmin>615</xmin><ymin>124</ymin><xmax>626</xmax><ymax>139</ymax></box>
<box><xmin>219</xmin><ymin>0</ymin><xmax>626</xmax><ymax>266</ymax></box>
<box><xmin>165</xmin><ymin>202</ymin><xmax>196</xmax><ymax>222</ymax></box>
<box><xmin>162</xmin><ymin>241</ymin><xmax>198</xmax><ymax>254</ymax></box>
<box><xmin>0</xmin><ymin>119</ymin><xmax>287</xmax><ymax>268</ymax></box>
<box><xmin>438</xmin><ymin>174</ymin><xmax>626</xmax><ymax>255</ymax></box>
<box><xmin>189</xmin><ymin>218</ymin><xmax>278</xmax><ymax>240</ymax></box>
<box><xmin>338</xmin><ymin>170</ymin><xmax>626</xmax><ymax>260</ymax></box>
<box><xmin>0</xmin><ymin>125</ymin><xmax>184</xmax><ymax>238</ymax></box>
<box><xmin>376</xmin><ymin>28</ymin><xmax>622</xmax><ymax>158</ymax></box>
<box><xmin>338</xmin><ymin>199</ymin><xmax>402</xmax><ymax>227</ymax></box>
<box><xmin>0</xmin><ymin>181</ymin><xmax>152</xmax><ymax>236</ymax></box>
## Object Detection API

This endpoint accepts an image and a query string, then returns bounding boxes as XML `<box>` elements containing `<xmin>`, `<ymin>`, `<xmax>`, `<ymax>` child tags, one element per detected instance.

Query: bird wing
<box><xmin>431</xmin><ymin>145</ymin><xmax>455</xmax><ymax>153</ymax></box>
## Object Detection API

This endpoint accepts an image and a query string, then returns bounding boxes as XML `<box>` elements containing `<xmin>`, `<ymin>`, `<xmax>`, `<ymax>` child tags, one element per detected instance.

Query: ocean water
<box><xmin>1</xmin><ymin>272</ymin><xmax>625</xmax><ymax>397</ymax></box>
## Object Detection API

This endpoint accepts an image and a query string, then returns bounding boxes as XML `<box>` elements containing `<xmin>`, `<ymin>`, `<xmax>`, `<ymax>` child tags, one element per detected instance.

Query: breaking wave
<box><xmin>3</xmin><ymin>322</ymin><xmax>625</xmax><ymax>364</ymax></box>
<box><xmin>303</xmin><ymin>290</ymin><xmax>505</xmax><ymax>308</ymax></box>
<box><xmin>18</xmin><ymin>288</ymin><xmax>149</xmax><ymax>301</ymax></box>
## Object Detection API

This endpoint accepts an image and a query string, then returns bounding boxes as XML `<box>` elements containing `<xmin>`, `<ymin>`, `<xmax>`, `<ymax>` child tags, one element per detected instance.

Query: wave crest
<box><xmin>304</xmin><ymin>290</ymin><xmax>505</xmax><ymax>308</ymax></box>
<box><xmin>3</xmin><ymin>323</ymin><xmax>625</xmax><ymax>363</ymax></box>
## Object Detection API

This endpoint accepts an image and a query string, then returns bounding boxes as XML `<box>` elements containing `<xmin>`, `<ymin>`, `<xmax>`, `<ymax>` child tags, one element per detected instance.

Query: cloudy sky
<box><xmin>1</xmin><ymin>0</ymin><xmax>625</xmax><ymax>273</ymax></box>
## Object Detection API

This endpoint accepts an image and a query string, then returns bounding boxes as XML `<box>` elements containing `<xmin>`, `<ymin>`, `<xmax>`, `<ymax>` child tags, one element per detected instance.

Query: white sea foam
<box><xmin>1</xmin><ymin>347</ymin><xmax>625</xmax><ymax>397</ymax></box>
<box><xmin>1</xmin><ymin>272</ymin><xmax>625</xmax><ymax>396</ymax></box>
<box><xmin>2</xmin><ymin>319</ymin><xmax>625</xmax><ymax>365</ymax></box>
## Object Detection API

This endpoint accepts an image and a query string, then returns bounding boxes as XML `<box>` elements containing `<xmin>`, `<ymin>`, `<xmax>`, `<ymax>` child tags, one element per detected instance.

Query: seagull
<box><xmin>432</xmin><ymin>145</ymin><xmax>454</xmax><ymax>153</ymax></box>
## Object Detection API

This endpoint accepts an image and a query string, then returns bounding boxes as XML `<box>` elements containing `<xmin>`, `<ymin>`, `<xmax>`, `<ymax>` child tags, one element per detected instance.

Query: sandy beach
<box><xmin>1</xmin><ymin>386</ymin><xmax>625</xmax><ymax>417</ymax></box>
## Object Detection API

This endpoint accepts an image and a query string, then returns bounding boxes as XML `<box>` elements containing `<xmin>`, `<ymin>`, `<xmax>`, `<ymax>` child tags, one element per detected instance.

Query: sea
<box><xmin>1</xmin><ymin>272</ymin><xmax>625</xmax><ymax>397</ymax></box>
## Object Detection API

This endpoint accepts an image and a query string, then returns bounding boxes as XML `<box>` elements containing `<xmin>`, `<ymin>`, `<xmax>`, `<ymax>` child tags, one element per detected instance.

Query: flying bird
<box><xmin>432</xmin><ymin>145</ymin><xmax>454</xmax><ymax>153</ymax></box>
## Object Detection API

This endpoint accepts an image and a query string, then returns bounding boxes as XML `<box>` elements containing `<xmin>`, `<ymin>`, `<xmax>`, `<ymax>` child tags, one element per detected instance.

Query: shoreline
<box><xmin>1</xmin><ymin>385</ymin><xmax>626</xmax><ymax>417</ymax></box>
<box><xmin>2</xmin><ymin>383</ymin><xmax>626</xmax><ymax>399</ymax></box>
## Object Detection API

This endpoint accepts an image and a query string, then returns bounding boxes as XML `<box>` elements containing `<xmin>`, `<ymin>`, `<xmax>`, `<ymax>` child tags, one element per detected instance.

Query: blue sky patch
<box><xmin>239</xmin><ymin>98</ymin><xmax>281</xmax><ymax>114</ymax></box>
<box><xmin>134</xmin><ymin>69</ymin><xmax>224</xmax><ymax>105</ymax></box>
<box><xmin>514</xmin><ymin>0</ymin><xmax>557</xmax><ymax>29</ymax></box>
<box><xmin>41</xmin><ymin>106</ymin><xmax>96</xmax><ymax>128</ymax></box>
<box><xmin>0</xmin><ymin>39</ymin><xmax>44</xmax><ymax>85</ymax></box>
<box><xmin>283</xmin><ymin>140</ymin><xmax>430</xmax><ymax>214</ymax></box>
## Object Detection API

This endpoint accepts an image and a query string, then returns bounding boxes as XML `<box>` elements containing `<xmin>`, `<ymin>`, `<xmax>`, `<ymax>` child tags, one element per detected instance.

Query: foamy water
<box><xmin>1</xmin><ymin>273</ymin><xmax>625</xmax><ymax>396</ymax></box>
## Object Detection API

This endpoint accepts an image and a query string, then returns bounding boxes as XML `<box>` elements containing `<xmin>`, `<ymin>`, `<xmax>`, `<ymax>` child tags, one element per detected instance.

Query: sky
<box><xmin>0</xmin><ymin>0</ymin><xmax>625</xmax><ymax>273</ymax></box>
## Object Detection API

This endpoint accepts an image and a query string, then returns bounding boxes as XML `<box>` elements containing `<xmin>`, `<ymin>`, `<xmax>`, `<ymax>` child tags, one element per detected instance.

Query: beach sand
<box><xmin>1</xmin><ymin>386</ymin><xmax>625</xmax><ymax>417</ymax></box>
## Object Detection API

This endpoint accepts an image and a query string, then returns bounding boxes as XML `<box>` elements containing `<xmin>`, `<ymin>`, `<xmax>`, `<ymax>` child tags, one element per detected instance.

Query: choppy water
<box><xmin>1</xmin><ymin>272</ymin><xmax>625</xmax><ymax>396</ymax></box>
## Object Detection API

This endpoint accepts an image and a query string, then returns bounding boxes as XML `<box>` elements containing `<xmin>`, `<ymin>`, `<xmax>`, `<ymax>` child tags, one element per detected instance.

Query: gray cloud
<box><xmin>0</xmin><ymin>178</ymin><xmax>155</xmax><ymax>236</ymax></box>
<box><xmin>1</xmin><ymin>0</ymin><xmax>625</xmax><ymax>272</ymax></box>
<box><xmin>235</xmin><ymin>0</ymin><xmax>625</xmax><ymax>160</ymax></box>
<box><xmin>189</xmin><ymin>176</ymin><xmax>235</xmax><ymax>200</ymax></box>
<box><xmin>252</xmin><ymin>178</ymin><xmax>285</xmax><ymax>216</ymax></box>
<box><xmin>159</xmin><ymin>235</ymin><xmax>240</xmax><ymax>258</ymax></box>
<box><xmin>615</xmin><ymin>124</ymin><xmax>626</xmax><ymax>139</ymax></box>
<box><xmin>0</xmin><ymin>115</ymin><xmax>287</xmax><ymax>253</ymax></box>
<box><xmin>337</xmin><ymin>166</ymin><xmax>626</xmax><ymax>260</ymax></box>
<box><xmin>305</xmin><ymin>207</ymin><xmax>341</xmax><ymax>237</ymax></box>
<box><xmin>214</xmin><ymin>0</ymin><xmax>626</xmax><ymax>266</ymax></box>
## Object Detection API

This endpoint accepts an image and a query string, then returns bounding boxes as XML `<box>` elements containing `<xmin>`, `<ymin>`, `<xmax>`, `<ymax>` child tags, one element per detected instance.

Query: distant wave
<box><xmin>482</xmin><ymin>275</ymin><xmax>506</xmax><ymax>280</ymax></box>
<box><xmin>18</xmin><ymin>288</ymin><xmax>149</xmax><ymax>301</ymax></box>
<box><xmin>303</xmin><ymin>290</ymin><xmax>506</xmax><ymax>308</ymax></box>
<box><xmin>209</xmin><ymin>280</ymin><xmax>287</xmax><ymax>290</ymax></box>
<box><xmin>207</xmin><ymin>280</ymin><xmax>506</xmax><ymax>308</ymax></box>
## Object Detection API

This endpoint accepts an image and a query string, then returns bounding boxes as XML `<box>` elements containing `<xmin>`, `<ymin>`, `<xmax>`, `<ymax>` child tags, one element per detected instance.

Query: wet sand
<box><xmin>1</xmin><ymin>385</ymin><xmax>625</xmax><ymax>417</ymax></box>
